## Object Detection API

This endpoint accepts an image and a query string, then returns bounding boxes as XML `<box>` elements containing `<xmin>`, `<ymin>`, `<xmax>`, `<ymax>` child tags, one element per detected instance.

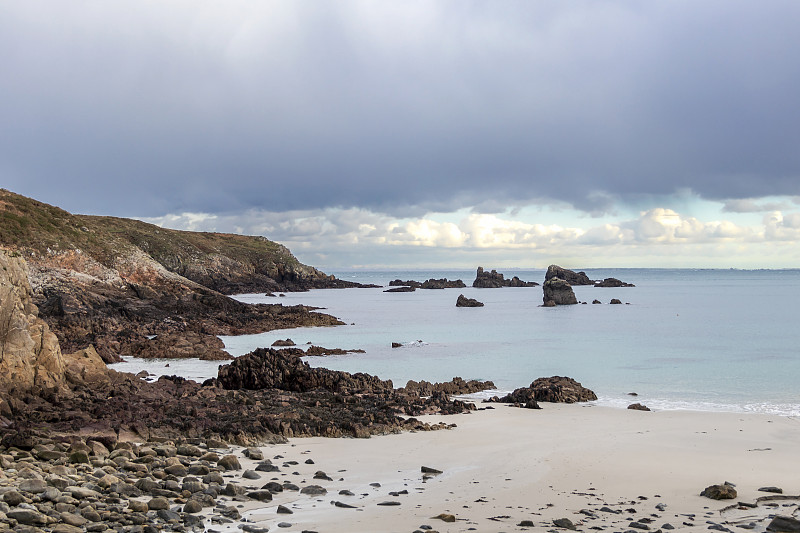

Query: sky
<box><xmin>2</xmin><ymin>1</ymin><xmax>800</xmax><ymax>269</ymax></box>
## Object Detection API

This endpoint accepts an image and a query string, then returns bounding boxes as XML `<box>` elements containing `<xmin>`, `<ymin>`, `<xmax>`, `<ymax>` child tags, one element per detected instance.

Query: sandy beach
<box><xmin>204</xmin><ymin>403</ymin><xmax>800</xmax><ymax>532</ymax></box>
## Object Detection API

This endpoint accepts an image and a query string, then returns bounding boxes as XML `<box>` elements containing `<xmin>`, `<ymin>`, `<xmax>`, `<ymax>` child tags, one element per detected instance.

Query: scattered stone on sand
<box><xmin>759</xmin><ymin>486</ymin><xmax>784</xmax><ymax>494</ymax></box>
<box><xmin>628</xmin><ymin>403</ymin><xmax>651</xmax><ymax>411</ymax></box>
<box><xmin>277</xmin><ymin>505</ymin><xmax>294</xmax><ymax>514</ymax></box>
<box><xmin>767</xmin><ymin>515</ymin><xmax>800</xmax><ymax>532</ymax></box>
<box><xmin>421</xmin><ymin>466</ymin><xmax>443</xmax><ymax>474</ymax></box>
<box><xmin>553</xmin><ymin>517</ymin><xmax>577</xmax><ymax>529</ymax></box>
<box><xmin>433</xmin><ymin>513</ymin><xmax>457</xmax><ymax>522</ymax></box>
<box><xmin>300</xmin><ymin>485</ymin><xmax>328</xmax><ymax>495</ymax></box>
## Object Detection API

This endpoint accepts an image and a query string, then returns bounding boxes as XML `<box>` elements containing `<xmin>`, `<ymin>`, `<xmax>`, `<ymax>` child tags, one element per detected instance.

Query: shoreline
<box><xmin>207</xmin><ymin>403</ymin><xmax>800</xmax><ymax>532</ymax></box>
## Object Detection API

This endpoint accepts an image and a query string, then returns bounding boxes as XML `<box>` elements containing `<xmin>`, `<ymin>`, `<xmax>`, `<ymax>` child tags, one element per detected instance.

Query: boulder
<box><xmin>544</xmin><ymin>265</ymin><xmax>593</xmax><ymax>285</ymax></box>
<box><xmin>627</xmin><ymin>403</ymin><xmax>651</xmax><ymax>411</ymax></box>
<box><xmin>767</xmin><ymin>516</ymin><xmax>800</xmax><ymax>532</ymax></box>
<box><xmin>700</xmin><ymin>483</ymin><xmax>737</xmax><ymax>500</ymax></box>
<box><xmin>456</xmin><ymin>294</ymin><xmax>484</xmax><ymax>307</ymax></box>
<box><xmin>542</xmin><ymin>278</ymin><xmax>578</xmax><ymax>306</ymax></box>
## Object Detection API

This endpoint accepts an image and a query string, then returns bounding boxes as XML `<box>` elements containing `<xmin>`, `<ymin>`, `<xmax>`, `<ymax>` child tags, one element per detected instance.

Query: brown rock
<box><xmin>542</xmin><ymin>278</ymin><xmax>578</xmax><ymax>306</ymax></box>
<box><xmin>700</xmin><ymin>483</ymin><xmax>737</xmax><ymax>500</ymax></box>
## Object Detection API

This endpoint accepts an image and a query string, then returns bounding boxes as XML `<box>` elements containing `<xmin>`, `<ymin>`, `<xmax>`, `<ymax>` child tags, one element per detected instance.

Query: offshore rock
<box><xmin>473</xmin><ymin>267</ymin><xmax>538</xmax><ymax>288</ymax></box>
<box><xmin>388</xmin><ymin>279</ymin><xmax>466</xmax><ymax>289</ymax></box>
<box><xmin>544</xmin><ymin>265</ymin><xmax>593</xmax><ymax>285</ymax></box>
<box><xmin>595</xmin><ymin>277</ymin><xmax>635</xmax><ymax>287</ymax></box>
<box><xmin>542</xmin><ymin>278</ymin><xmax>578</xmax><ymax>306</ymax></box>
<box><xmin>384</xmin><ymin>286</ymin><xmax>416</xmax><ymax>293</ymax></box>
<box><xmin>498</xmin><ymin>376</ymin><xmax>597</xmax><ymax>404</ymax></box>
<box><xmin>456</xmin><ymin>294</ymin><xmax>484</xmax><ymax>307</ymax></box>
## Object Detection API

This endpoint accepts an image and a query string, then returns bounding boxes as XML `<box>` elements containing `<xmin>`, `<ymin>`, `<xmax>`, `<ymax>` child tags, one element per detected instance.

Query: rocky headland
<box><xmin>0</xmin><ymin>190</ymin><xmax>377</xmax><ymax>364</ymax></box>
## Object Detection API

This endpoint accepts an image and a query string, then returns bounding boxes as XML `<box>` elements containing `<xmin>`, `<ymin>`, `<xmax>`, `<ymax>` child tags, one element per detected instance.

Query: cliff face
<box><xmin>0</xmin><ymin>250</ymin><xmax>65</xmax><ymax>398</ymax></box>
<box><xmin>0</xmin><ymin>189</ymin><xmax>351</xmax><ymax>363</ymax></box>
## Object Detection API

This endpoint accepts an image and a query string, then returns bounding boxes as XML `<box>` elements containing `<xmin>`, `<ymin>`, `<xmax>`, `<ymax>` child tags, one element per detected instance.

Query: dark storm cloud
<box><xmin>2</xmin><ymin>1</ymin><xmax>800</xmax><ymax>217</ymax></box>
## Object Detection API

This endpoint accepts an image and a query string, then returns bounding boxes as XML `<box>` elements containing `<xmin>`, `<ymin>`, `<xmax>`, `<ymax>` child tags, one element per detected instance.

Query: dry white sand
<box><xmin>212</xmin><ymin>403</ymin><xmax>800</xmax><ymax>532</ymax></box>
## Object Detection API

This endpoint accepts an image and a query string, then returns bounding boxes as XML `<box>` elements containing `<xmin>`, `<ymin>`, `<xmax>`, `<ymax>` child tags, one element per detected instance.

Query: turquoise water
<box><xmin>113</xmin><ymin>269</ymin><xmax>800</xmax><ymax>416</ymax></box>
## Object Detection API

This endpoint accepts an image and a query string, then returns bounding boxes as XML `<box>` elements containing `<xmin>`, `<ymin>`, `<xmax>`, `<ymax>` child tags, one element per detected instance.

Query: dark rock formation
<box><xmin>496</xmin><ymin>376</ymin><xmax>597</xmax><ymax>405</ymax></box>
<box><xmin>610</xmin><ymin>298</ymin><xmax>623</xmax><ymax>305</ymax></box>
<box><xmin>388</xmin><ymin>279</ymin><xmax>466</xmax><ymax>289</ymax></box>
<box><xmin>542</xmin><ymin>278</ymin><xmax>578</xmax><ymax>306</ymax></box>
<box><xmin>303</xmin><ymin>346</ymin><xmax>365</xmax><ymax>357</ymax></box>
<box><xmin>214</xmin><ymin>348</ymin><xmax>391</xmax><ymax>394</ymax></box>
<box><xmin>456</xmin><ymin>294</ymin><xmax>484</xmax><ymax>307</ymax></box>
<box><xmin>595</xmin><ymin>277</ymin><xmax>635</xmax><ymax>288</ymax></box>
<box><xmin>544</xmin><ymin>265</ymin><xmax>593</xmax><ymax>285</ymax></box>
<box><xmin>401</xmin><ymin>377</ymin><xmax>496</xmax><ymax>397</ymax></box>
<box><xmin>384</xmin><ymin>286</ymin><xmax>416</xmax><ymax>293</ymax></box>
<box><xmin>701</xmin><ymin>483</ymin><xmax>738</xmax><ymax>500</ymax></box>
<box><xmin>472</xmin><ymin>267</ymin><xmax>538</xmax><ymax>288</ymax></box>
<box><xmin>767</xmin><ymin>516</ymin><xmax>800</xmax><ymax>532</ymax></box>
<box><xmin>271</xmin><ymin>338</ymin><xmax>296</xmax><ymax>347</ymax></box>
<box><xmin>627</xmin><ymin>403</ymin><xmax>651</xmax><ymax>411</ymax></box>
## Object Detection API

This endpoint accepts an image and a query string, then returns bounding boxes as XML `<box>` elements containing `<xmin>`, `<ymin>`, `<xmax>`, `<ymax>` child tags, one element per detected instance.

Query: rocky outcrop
<box><xmin>496</xmin><ymin>376</ymin><xmax>597</xmax><ymax>405</ymax></box>
<box><xmin>472</xmin><ymin>267</ymin><xmax>538</xmax><ymax>288</ymax></box>
<box><xmin>542</xmin><ymin>278</ymin><xmax>578</xmax><ymax>306</ymax></box>
<box><xmin>213</xmin><ymin>348</ymin><xmax>393</xmax><ymax>394</ymax></box>
<box><xmin>456</xmin><ymin>294</ymin><xmax>484</xmax><ymax>307</ymax></box>
<box><xmin>388</xmin><ymin>279</ymin><xmax>466</xmax><ymax>289</ymax></box>
<box><xmin>544</xmin><ymin>265</ymin><xmax>593</xmax><ymax>285</ymax></box>
<box><xmin>401</xmin><ymin>377</ymin><xmax>496</xmax><ymax>397</ymax></box>
<box><xmin>125</xmin><ymin>332</ymin><xmax>232</xmax><ymax>361</ymax></box>
<box><xmin>595</xmin><ymin>277</ymin><xmax>635</xmax><ymax>288</ymax></box>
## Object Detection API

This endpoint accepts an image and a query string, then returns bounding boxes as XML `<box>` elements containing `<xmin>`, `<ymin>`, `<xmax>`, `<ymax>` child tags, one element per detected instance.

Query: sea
<box><xmin>110</xmin><ymin>268</ymin><xmax>800</xmax><ymax>417</ymax></box>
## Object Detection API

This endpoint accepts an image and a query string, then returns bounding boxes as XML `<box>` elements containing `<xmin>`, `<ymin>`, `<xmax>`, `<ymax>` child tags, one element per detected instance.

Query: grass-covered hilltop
<box><xmin>0</xmin><ymin>188</ymin><xmax>367</xmax><ymax>363</ymax></box>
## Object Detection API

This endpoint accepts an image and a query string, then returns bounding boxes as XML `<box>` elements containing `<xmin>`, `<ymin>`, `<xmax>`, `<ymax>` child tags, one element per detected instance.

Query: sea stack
<box><xmin>542</xmin><ymin>278</ymin><xmax>578</xmax><ymax>306</ymax></box>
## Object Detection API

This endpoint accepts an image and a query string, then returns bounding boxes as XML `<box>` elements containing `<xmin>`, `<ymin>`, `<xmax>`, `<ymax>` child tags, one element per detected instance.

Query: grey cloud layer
<box><xmin>2</xmin><ymin>1</ymin><xmax>799</xmax><ymax>217</ymax></box>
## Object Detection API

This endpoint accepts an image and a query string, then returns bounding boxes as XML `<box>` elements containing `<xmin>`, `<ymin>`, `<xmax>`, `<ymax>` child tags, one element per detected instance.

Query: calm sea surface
<box><xmin>111</xmin><ymin>269</ymin><xmax>800</xmax><ymax>416</ymax></box>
